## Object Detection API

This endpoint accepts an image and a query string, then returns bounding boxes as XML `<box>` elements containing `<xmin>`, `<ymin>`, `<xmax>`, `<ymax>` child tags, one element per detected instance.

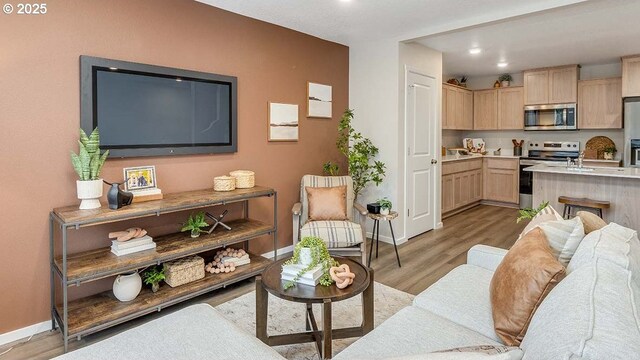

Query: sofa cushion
<box><xmin>518</xmin><ymin>205</ymin><xmax>563</xmax><ymax>239</ymax></box>
<box><xmin>413</xmin><ymin>264</ymin><xmax>500</xmax><ymax>342</ymax></box>
<box><xmin>300</xmin><ymin>220</ymin><xmax>363</xmax><ymax>248</ymax></box>
<box><xmin>520</xmin><ymin>258</ymin><xmax>640</xmax><ymax>360</ymax></box>
<box><xmin>568</xmin><ymin>222</ymin><xmax>640</xmax><ymax>274</ymax></box>
<box><xmin>538</xmin><ymin>217</ymin><xmax>585</xmax><ymax>267</ymax></box>
<box><xmin>576</xmin><ymin>211</ymin><xmax>607</xmax><ymax>234</ymax></box>
<box><xmin>490</xmin><ymin>228</ymin><xmax>566</xmax><ymax>346</ymax></box>
<box><xmin>334</xmin><ymin>306</ymin><xmax>502</xmax><ymax>360</ymax></box>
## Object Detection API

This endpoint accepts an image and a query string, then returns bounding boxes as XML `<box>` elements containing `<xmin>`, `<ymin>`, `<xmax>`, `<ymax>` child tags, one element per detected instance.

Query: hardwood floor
<box><xmin>1</xmin><ymin>205</ymin><xmax>523</xmax><ymax>360</ymax></box>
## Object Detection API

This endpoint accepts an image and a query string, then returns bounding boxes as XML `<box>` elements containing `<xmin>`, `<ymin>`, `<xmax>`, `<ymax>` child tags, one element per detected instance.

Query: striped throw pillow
<box><xmin>538</xmin><ymin>217</ymin><xmax>585</xmax><ymax>267</ymax></box>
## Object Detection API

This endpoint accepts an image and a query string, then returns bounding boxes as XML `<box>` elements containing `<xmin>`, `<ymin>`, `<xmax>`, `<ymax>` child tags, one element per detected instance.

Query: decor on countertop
<box><xmin>123</xmin><ymin>165</ymin><xmax>163</xmax><ymax>203</ymax></box>
<box><xmin>71</xmin><ymin>128</ymin><xmax>109</xmax><ymax>210</ymax></box>
<box><xmin>603</xmin><ymin>145</ymin><xmax>617</xmax><ymax>160</ymax></box>
<box><xmin>269</xmin><ymin>102</ymin><xmax>299</xmax><ymax>141</ymax></box>
<box><xmin>141</xmin><ymin>265</ymin><xmax>165</xmax><ymax>293</ymax></box>
<box><xmin>229</xmin><ymin>170</ymin><xmax>255</xmax><ymax>188</ymax></box>
<box><xmin>213</xmin><ymin>175</ymin><xmax>236</xmax><ymax>191</ymax></box>
<box><xmin>322</xmin><ymin>162</ymin><xmax>340</xmax><ymax>176</ymax></box>
<box><xmin>181</xmin><ymin>212</ymin><xmax>210</xmax><ymax>238</ymax></box>
<box><xmin>283</xmin><ymin>236</ymin><xmax>338</xmax><ymax>290</ymax></box>
<box><xmin>329</xmin><ymin>264</ymin><xmax>355</xmax><ymax>289</ymax></box>
<box><xmin>517</xmin><ymin>201</ymin><xmax>550</xmax><ymax>223</ymax></box>
<box><xmin>463</xmin><ymin>138</ymin><xmax>486</xmax><ymax>154</ymax></box>
<box><xmin>307</xmin><ymin>82</ymin><xmax>332</xmax><ymax>118</ymax></box>
<box><xmin>204</xmin><ymin>210</ymin><xmax>232</xmax><ymax>233</ymax></box>
<box><xmin>105</xmin><ymin>181</ymin><xmax>133</xmax><ymax>210</ymax></box>
<box><xmin>205</xmin><ymin>248</ymin><xmax>250</xmax><ymax>274</ymax></box>
<box><xmin>498</xmin><ymin>74</ymin><xmax>513</xmax><ymax>87</ymax></box>
<box><xmin>377</xmin><ymin>197</ymin><xmax>392</xmax><ymax>216</ymax></box>
<box><xmin>163</xmin><ymin>255</ymin><xmax>205</xmax><ymax>288</ymax></box>
<box><xmin>329</xmin><ymin>109</ymin><xmax>386</xmax><ymax>199</ymax></box>
<box><xmin>493</xmin><ymin>148</ymin><xmax>502</xmax><ymax>156</ymax></box>
<box><xmin>585</xmin><ymin>136</ymin><xmax>616</xmax><ymax>159</ymax></box>
<box><xmin>112</xmin><ymin>271</ymin><xmax>142</xmax><ymax>302</ymax></box>
<box><xmin>512</xmin><ymin>139</ymin><xmax>524</xmax><ymax>156</ymax></box>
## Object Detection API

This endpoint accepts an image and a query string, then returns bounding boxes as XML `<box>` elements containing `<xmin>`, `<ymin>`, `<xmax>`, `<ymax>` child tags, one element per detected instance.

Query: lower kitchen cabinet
<box><xmin>483</xmin><ymin>158</ymin><xmax>519</xmax><ymax>204</ymax></box>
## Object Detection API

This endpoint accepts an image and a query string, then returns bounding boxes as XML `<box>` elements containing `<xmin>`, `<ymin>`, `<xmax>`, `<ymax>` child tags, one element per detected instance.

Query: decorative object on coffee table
<box><xmin>141</xmin><ymin>265</ymin><xmax>165</xmax><ymax>293</ymax></box>
<box><xmin>256</xmin><ymin>256</ymin><xmax>373</xmax><ymax>359</ymax></box>
<box><xmin>181</xmin><ymin>212</ymin><xmax>210</xmax><ymax>238</ymax></box>
<box><xmin>214</xmin><ymin>175</ymin><xmax>236</xmax><ymax>191</ymax></box>
<box><xmin>112</xmin><ymin>271</ymin><xmax>142</xmax><ymax>302</ymax></box>
<box><xmin>70</xmin><ymin>128</ymin><xmax>109</xmax><ymax>210</ymax></box>
<box><xmin>163</xmin><ymin>255</ymin><xmax>205</xmax><ymax>288</ymax></box>
<box><xmin>230</xmin><ymin>170</ymin><xmax>255</xmax><ymax>188</ymax></box>
<box><xmin>376</xmin><ymin>197</ymin><xmax>392</xmax><ymax>216</ymax></box>
<box><xmin>368</xmin><ymin>211</ymin><xmax>401</xmax><ymax>268</ymax></box>
<box><xmin>329</xmin><ymin>264</ymin><xmax>355</xmax><ymax>289</ymax></box>
<box><xmin>283</xmin><ymin>236</ymin><xmax>338</xmax><ymax>290</ymax></box>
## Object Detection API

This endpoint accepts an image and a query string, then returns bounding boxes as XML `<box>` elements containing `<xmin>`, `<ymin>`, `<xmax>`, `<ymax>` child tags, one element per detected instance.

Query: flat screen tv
<box><xmin>80</xmin><ymin>56</ymin><xmax>237</xmax><ymax>157</ymax></box>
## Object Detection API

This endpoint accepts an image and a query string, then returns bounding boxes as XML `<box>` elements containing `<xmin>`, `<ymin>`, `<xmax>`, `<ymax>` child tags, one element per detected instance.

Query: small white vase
<box><xmin>501</xmin><ymin>81</ymin><xmax>510</xmax><ymax>87</ymax></box>
<box><xmin>113</xmin><ymin>272</ymin><xmax>142</xmax><ymax>302</ymax></box>
<box><xmin>299</xmin><ymin>247</ymin><xmax>313</xmax><ymax>266</ymax></box>
<box><xmin>380</xmin><ymin>208</ymin><xmax>390</xmax><ymax>216</ymax></box>
<box><xmin>77</xmin><ymin>179</ymin><xmax>103</xmax><ymax>210</ymax></box>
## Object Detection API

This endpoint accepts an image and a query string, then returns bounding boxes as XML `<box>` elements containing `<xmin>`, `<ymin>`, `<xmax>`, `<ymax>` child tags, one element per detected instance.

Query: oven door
<box><xmin>524</xmin><ymin>104</ymin><xmax>576</xmax><ymax>130</ymax></box>
<box><xmin>519</xmin><ymin>164</ymin><xmax>533</xmax><ymax>209</ymax></box>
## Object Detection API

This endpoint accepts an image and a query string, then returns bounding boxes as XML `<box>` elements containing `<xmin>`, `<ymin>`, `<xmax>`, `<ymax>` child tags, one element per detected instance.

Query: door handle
<box><xmin>431</xmin><ymin>159</ymin><xmax>438</xmax><ymax>164</ymax></box>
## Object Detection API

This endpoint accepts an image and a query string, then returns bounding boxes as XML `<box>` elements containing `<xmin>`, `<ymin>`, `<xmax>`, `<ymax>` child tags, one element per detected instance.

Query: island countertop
<box><xmin>525</xmin><ymin>163</ymin><xmax>640</xmax><ymax>179</ymax></box>
<box><xmin>442</xmin><ymin>154</ymin><xmax>520</xmax><ymax>163</ymax></box>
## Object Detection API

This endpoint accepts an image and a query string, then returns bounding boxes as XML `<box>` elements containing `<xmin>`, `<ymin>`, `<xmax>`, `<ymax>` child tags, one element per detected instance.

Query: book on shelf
<box><xmin>111</xmin><ymin>235</ymin><xmax>154</xmax><ymax>250</ymax></box>
<box><xmin>281</xmin><ymin>263</ymin><xmax>323</xmax><ymax>280</ymax></box>
<box><xmin>110</xmin><ymin>242</ymin><xmax>156</xmax><ymax>256</ymax></box>
<box><xmin>222</xmin><ymin>254</ymin><xmax>250</xmax><ymax>266</ymax></box>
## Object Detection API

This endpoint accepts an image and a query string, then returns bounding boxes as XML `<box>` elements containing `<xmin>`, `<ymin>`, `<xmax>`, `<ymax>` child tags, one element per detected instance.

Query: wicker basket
<box><xmin>214</xmin><ymin>176</ymin><xmax>236</xmax><ymax>192</ymax></box>
<box><xmin>163</xmin><ymin>255</ymin><xmax>205</xmax><ymax>288</ymax></box>
<box><xmin>230</xmin><ymin>170</ymin><xmax>255</xmax><ymax>188</ymax></box>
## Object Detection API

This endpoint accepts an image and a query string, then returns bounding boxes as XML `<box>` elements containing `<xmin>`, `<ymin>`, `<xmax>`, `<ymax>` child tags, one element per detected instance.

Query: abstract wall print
<box><xmin>307</xmin><ymin>82</ymin><xmax>332</xmax><ymax>118</ymax></box>
<box><xmin>268</xmin><ymin>102</ymin><xmax>299</xmax><ymax>141</ymax></box>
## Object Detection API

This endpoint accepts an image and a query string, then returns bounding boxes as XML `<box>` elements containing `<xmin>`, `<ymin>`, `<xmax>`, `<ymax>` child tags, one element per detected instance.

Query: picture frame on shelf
<box><xmin>307</xmin><ymin>82</ymin><xmax>332</xmax><ymax>118</ymax></box>
<box><xmin>123</xmin><ymin>165</ymin><xmax>158</xmax><ymax>192</ymax></box>
<box><xmin>268</xmin><ymin>102</ymin><xmax>299</xmax><ymax>142</ymax></box>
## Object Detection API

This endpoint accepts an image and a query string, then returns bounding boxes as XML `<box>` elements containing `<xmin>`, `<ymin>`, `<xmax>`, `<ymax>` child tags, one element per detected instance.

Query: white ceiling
<box><xmin>417</xmin><ymin>0</ymin><xmax>640</xmax><ymax>76</ymax></box>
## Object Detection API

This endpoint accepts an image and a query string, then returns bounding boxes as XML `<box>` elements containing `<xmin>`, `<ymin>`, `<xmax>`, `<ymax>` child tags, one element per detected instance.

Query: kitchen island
<box><xmin>526</xmin><ymin>164</ymin><xmax>640</xmax><ymax>230</ymax></box>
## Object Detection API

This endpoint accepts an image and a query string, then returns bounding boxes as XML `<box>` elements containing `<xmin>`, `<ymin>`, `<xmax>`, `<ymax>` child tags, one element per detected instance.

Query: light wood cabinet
<box><xmin>473</xmin><ymin>89</ymin><xmax>498</xmax><ymax>129</ymax></box>
<box><xmin>578</xmin><ymin>78</ymin><xmax>622</xmax><ymax>129</ymax></box>
<box><xmin>442</xmin><ymin>84</ymin><xmax>473</xmax><ymax>130</ymax></box>
<box><xmin>442</xmin><ymin>174</ymin><xmax>455</xmax><ymax>213</ymax></box>
<box><xmin>462</xmin><ymin>90</ymin><xmax>473</xmax><ymax>130</ymax></box>
<box><xmin>469</xmin><ymin>169</ymin><xmax>483</xmax><ymax>203</ymax></box>
<box><xmin>524</xmin><ymin>65</ymin><xmax>578</xmax><ymax>105</ymax></box>
<box><xmin>483</xmin><ymin>158</ymin><xmax>519</xmax><ymax>204</ymax></box>
<box><xmin>622</xmin><ymin>55</ymin><xmax>640</xmax><ymax>97</ymax></box>
<box><xmin>497</xmin><ymin>87</ymin><xmax>524</xmax><ymax>130</ymax></box>
<box><xmin>442</xmin><ymin>159</ymin><xmax>483</xmax><ymax>214</ymax></box>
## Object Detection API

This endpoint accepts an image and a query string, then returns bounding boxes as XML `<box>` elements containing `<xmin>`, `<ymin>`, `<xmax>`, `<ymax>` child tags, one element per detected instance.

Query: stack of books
<box><xmin>111</xmin><ymin>235</ymin><xmax>156</xmax><ymax>256</ymax></box>
<box><xmin>281</xmin><ymin>263</ymin><xmax>323</xmax><ymax>286</ymax></box>
<box><xmin>221</xmin><ymin>253</ymin><xmax>251</xmax><ymax>267</ymax></box>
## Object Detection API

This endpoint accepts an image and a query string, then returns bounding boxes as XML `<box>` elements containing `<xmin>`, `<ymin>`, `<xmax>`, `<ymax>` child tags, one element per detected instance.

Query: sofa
<box><xmin>55</xmin><ymin>222</ymin><xmax>640</xmax><ymax>359</ymax></box>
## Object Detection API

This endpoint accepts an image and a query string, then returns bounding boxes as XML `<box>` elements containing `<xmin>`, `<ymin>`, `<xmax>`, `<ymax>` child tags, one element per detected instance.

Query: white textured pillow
<box><xmin>538</xmin><ymin>217</ymin><xmax>585</xmax><ymax>267</ymax></box>
<box><xmin>518</xmin><ymin>205</ymin><xmax>563</xmax><ymax>240</ymax></box>
<box><xmin>568</xmin><ymin>222</ymin><xmax>640</xmax><ymax>273</ymax></box>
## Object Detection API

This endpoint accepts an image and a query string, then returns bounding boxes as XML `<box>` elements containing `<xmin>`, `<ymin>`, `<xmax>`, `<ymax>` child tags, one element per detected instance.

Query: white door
<box><xmin>405</xmin><ymin>70</ymin><xmax>437</xmax><ymax>238</ymax></box>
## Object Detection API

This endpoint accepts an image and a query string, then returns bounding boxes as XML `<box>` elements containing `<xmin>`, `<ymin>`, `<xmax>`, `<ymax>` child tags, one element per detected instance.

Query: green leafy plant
<box><xmin>322</xmin><ymin>161</ymin><xmax>340</xmax><ymax>176</ymax></box>
<box><xmin>603</xmin><ymin>146</ymin><xmax>617</xmax><ymax>154</ymax></box>
<box><xmin>283</xmin><ymin>236</ymin><xmax>338</xmax><ymax>290</ymax></box>
<box><xmin>70</xmin><ymin>128</ymin><xmax>109</xmax><ymax>181</ymax></box>
<box><xmin>335</xmin><ymin>109</ymin><xmax>386</xmax><ymax>199</ymax></box>
<box><xmin>460</xmin><ymin>76</ymin><xmax>468</xmax><ymax>84</ymax></box>
<box><xmin>141</xmin><ymin>266</ymin><xmax>165</xmax><ymax>292</ymax></box>
<box><xmin>181</xmin><ymin>212</ymin><xmax>210</xmax><ymax>236</ymax></box>
<box><xmin>517</xmin><ymin>201</ymin><xmax>549</xmax><ymax>223</ymax></box>
<box><xmin>498</xmin><ymin>74</ymin><xmax>513</xmax><ymax>82</ymax></box>
<box><xmin>377</xmin><ymin>197</ymin><xmax>392</xmax><ymax>210</ymax></box>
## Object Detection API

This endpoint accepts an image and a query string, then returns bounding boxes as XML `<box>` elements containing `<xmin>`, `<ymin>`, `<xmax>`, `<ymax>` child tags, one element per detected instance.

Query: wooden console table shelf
<box><xmin>50</xmin><ymin>186</ymin><xmax>277</xmax><ymax>351</ymax></box>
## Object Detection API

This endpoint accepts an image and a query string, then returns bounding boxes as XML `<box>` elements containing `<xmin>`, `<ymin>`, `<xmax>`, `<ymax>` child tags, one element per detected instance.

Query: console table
<box><xmin>50</xmin><ymin>186</ymin><xmax>277</xmax><ymax>351</ymax></box>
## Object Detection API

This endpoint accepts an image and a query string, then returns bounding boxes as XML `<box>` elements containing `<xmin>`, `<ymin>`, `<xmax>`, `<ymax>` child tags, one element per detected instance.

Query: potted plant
<box><xmin>459</xmin><ymin>76</ymin><xmax>468</xmax><ymax>88</ymax></box>
<box><xmin>322</xmin><ymin>161</ymin><xmax>340</xmax><ymax>176</ymax></box>
<box><xmin>603</xmin><ymin>146</ymin><xmax>617</xmax><ymax>160</ymax></box>
<box><xmin>181</xmin><ymin>212</ymin><xmax>210</xmax><ymax>238</ymax></box>
<box><xmin>283</xmin><ymin>236</ymin><xmax>338</xmax><ymax>290</ymax></box>
<box><xmin>141</xmin><ymin>265</ymin><xmax>165</xmax><ymax>293</ymax></box>
<box><xmin>517</xmin><ymin>201</ymin><xmax>549</xmax><ymax>223</ymax></box>
<box><xmin>499</xmin><ymin>74</ymin><xmax>513</xmax><ymax>87</ymax></box>
<box><xmin>377</xmin><ymin>197</ymin><xmax>393</xmax><ymax>215</ymax></box>
<box><xmin>70</xmin><ymin>128</ymin><xmax>109</xmax><ymax>210</ymax></box>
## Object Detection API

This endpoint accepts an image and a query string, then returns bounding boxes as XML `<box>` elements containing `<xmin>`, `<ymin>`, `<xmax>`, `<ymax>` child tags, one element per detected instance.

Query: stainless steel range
<box><xmin>519</xmin><ymin>141</ymin><xmax>580</xmax><ymax>209</ymax></box>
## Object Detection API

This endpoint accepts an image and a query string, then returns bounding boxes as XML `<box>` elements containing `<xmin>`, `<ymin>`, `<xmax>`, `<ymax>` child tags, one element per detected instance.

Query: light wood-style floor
<box><xmin>1</xmin><ymin>205</ymin><xmax>523</xmax><ymax>360</ymax></box>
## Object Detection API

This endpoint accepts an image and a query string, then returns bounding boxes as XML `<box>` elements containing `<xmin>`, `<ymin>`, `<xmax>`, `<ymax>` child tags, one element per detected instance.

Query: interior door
<box><xmin>406</xmin><ymin>70</ymin><xmax>437</xmax><ymax>239</ymax></box>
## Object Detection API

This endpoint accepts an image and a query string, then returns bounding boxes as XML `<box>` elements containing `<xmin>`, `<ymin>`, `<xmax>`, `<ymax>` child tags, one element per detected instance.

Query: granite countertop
<box><xmin>524</xmin><ymin>163</ymin><xmax>640</xmax><ymax>179</ymax></box>
<box><xmin>442</xmin><ymin>154</ymin><xmax>520</xmax><ymax>163</ymax></box>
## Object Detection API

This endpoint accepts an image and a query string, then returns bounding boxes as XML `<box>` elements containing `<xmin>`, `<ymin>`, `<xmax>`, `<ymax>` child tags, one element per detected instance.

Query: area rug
<box><xmin>215</xmin><ymin>281</ymin><xmax>414</xmax><ymax>360</ymax></box>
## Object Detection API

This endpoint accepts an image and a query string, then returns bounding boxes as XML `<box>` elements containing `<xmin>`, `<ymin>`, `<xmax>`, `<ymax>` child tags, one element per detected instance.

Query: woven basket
<box><xmin>163</xmin><ymin>255</ymin><xmax>205</xmax><ymax>288</ymax></box>
<box><xmin>230</xmin><ymin>170</ymin><xmax>255</xmax><ymax>189</ymax></box>
<box><xmin>214</xmin><ymin>176</ymin><xmax>236</xmax><ymax>192</ymax></box>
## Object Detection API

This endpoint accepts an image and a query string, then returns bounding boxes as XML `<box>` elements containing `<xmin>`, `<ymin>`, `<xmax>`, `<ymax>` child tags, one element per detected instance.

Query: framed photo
<box><xmin>123</xmin><ymin>166</ymin><xmax>157</xmax><ymax>192</ymax></box>
<box><xmin>268</xmin><ymin>102</ymin><xmax>299</xmax><ymax>142</ymax></box>
<box><xmin>307</xmin><ymin>82</ymin><xmax>332</xmax><ymax>118</ymax></box>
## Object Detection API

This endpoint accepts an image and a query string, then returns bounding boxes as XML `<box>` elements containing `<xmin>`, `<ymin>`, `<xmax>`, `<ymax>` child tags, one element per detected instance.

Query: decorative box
<box><xmin>229</xmin><ymin>170</ymin><xmax>255</xmax><ymax>189</ymax></box>
<box><xmin>214</xmin><ymin>176</ymin><xmax>236</xmax><ymax>192</ymax></box>
<box><xmin>163</xmin><ymin>255</ymin><xmax>205</xmax><ymax>288</ymax></box>
<box><xmin>367</xmin><ymin>203</ymin><xmax>381</xmax><ymax>214</ymax></box>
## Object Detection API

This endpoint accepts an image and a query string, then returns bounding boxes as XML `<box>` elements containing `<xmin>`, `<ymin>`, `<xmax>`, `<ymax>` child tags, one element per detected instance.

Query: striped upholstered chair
<box><xmin>292</xmin><ymin>175</ymin><xmax>368</xmax><ymax>264</ymax></box>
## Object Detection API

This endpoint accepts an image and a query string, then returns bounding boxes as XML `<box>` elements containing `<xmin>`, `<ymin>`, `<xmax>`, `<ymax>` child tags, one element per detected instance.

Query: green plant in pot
<box><xmin>377</xmin><ymin>197</ymin><xmax>392</xmax><ymax>215</ymax></box>
<box><xmin>141</xmin><ymin>265</ymin><xmax>165</xmax><ymax>293</ymax></box>
<box><xmin>322</xmin><ymin>161</ymin><xmax>340</xmax><ymax>176</ymax></box>
<box><xmin>283</xmin><ymin>236</ymin><xmax>338</xmax><ymax>290</ymax></box>
<box><xmin>517</xmin><ymin>201</ymin><xmax>549</xmax><ymax>223</ymax></box>
<box><xmin>498</xmin><ymin>74</ymin><xmax>513</xmax><ymax>87</ymax></box>
<box><xmin>70</xmin><ymin>128</ymin><xmax>109</xmax><ymax>210</ymax></box>
<box><xmin>603</xmin><ymin>146</ymin><xmax>617</xmax><ymax>160</ymax></box>
<box><xmin>181</xmin><ymin>212</ymin><xmax>209</xmax><ymax>238</ymax></box>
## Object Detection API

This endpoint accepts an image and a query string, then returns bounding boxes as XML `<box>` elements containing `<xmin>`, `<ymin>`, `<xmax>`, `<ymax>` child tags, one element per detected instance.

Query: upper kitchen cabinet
<box><xmin>442</xmin><ymin>83</ymin><xmax>473</xmax><ymax>130</ymax></box>
<box><xmin>578</xmin><ymin>77</ymin><xmax>622</xmax><ymax>129</ymax></box>
<box><xmin>524</xmin><ymin>65</ymin><xmax>579</xmax><ymax>105</ymax></box>
<box><xmin>622</xmin><ymin>55</ymin><xmax>640</xmax><ymax>97</ymax></box>
<box><xmin>473</xmin><ymin>89</ymin><xmax>498</xmax><ymax>129</ymax></box>
<box><xmin>497</xmin><ymin>87</ymin><xmax>524</xmax><ymax>130</ymax></box>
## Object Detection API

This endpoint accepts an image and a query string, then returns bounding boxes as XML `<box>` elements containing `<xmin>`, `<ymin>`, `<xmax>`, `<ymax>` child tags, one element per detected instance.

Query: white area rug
<box><xmin>215</xmin><ymin>282</ymin><xmax>414</xmax><ymax>360</ymax></box>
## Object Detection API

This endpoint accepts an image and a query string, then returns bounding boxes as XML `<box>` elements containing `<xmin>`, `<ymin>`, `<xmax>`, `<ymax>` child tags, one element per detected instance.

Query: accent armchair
<box><xmin>292</xmin><ymin>175</ymin><xmax>368</xmax><ymax>264</ymax></box>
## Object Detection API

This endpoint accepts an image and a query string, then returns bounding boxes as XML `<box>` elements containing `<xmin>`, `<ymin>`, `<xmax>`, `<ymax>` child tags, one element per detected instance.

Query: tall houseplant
<box><xmin>70</xmin><ymin>128</ymin><xmax>109</xmax><ymax>209</ymax></box>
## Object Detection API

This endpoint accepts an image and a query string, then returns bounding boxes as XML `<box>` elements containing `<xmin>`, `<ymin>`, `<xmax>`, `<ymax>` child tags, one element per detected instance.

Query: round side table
<box><xmin>367</xmin><ymin>211</ymin><xmax>401</xmax><ymax>268</ymax></box>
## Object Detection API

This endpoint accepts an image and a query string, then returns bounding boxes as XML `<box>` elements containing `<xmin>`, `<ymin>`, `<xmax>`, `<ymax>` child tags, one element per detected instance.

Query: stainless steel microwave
<box><xmin>524</xmin><ymin>103</ymin><xmax>576</xmax><ymax>131</ymax></box>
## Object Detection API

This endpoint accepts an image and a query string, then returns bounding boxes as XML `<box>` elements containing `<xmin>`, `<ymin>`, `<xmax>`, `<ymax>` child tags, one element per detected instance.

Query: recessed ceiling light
<box><xmin>469</xmin><ymin>48</ymin><xmax>482</xmax><ymax>55</ymax></box>
<box><xmin>497</xmin><ymin>62</ymin><xmax>508</xmax><ymax>68</ymax></box>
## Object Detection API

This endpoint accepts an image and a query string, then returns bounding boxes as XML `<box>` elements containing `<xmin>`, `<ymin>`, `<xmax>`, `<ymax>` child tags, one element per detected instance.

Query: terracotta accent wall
<box><xmin>0</xmin><ymin>0</ymin><xmax>348</xmax><ymax>334</ymax></box>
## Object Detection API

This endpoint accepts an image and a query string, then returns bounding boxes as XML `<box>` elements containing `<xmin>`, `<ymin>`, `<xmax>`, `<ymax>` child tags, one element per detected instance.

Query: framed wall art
<box><xmin>268</xmin><ymin>102</ymin><xmax>299</xmax><ymax>141</ymax></box>
<box><xmin>307</xmin><ymin>82</ymin><xmax>332</xmax><ymax>118</ymax></box>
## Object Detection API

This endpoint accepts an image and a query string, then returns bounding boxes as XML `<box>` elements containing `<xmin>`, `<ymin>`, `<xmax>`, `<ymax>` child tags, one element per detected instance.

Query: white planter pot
<box><xmin>77</xmin><ymin>179</ymin><xmax>103</xmax><ymax>210</ymax></box>
<box><xmin>113</xmin><ymin>272</ymin><xmax>142</xmax><ymax>302</ymax></box>
<box><xmin>299</xmin><ymin>247</ymin><xmax>313</xmax><ymax>266</ymax></box>
<box><xmin>380</xmin><ymin>208</ymin><xmax>390</xmax><ymax>215</ymax></box>
<box><xmin>501</xmin><ymin>81</ymin><xmax>510</xmax><ymax>87</ymax></box>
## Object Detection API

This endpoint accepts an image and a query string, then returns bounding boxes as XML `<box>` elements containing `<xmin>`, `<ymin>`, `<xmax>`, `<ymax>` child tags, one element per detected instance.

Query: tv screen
<box><xmin>80</xmin><ymin>56</ymin><xmax>237</xmax><ymax>157</ymax></box>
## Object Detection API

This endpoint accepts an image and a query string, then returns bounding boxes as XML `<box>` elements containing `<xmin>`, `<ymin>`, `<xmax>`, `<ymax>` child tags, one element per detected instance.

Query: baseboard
<box><xmin>0</xmin><ymin>320</ymin><xmax>49</xmax><ymax>348</ymax></box>
<box><xmin>261</xmin><ymin>245</ymin><xmax>294</xmax><ymax>259</ymax></box>
<box><xmin>366</xmin><ymin>232</ymin><xmax>407</xmax><ymax>245</ymax></box>
<box><xmin>435</xmin><ymin>222</ymin><xmax>444</xmax><ymax>229</ymax></box>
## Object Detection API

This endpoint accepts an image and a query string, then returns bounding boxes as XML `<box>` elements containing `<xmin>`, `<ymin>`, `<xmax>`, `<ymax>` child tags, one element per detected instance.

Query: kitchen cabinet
<box><xmin>622</xmin><ymin>55</ymin><xmax>640</xmax><ymax>97</ymax></box>
<box><xmin>483</xmin><ymin>158</ymin><xmax>519</xmax><ymax>204</ymax></box>
<box><xmin>578</xmin><ymin>78</ymin><xmax>622</xmax><ymax>129</ymax></box>
<box><xmin>473</xmin><ymin>89</ymin><xmax>498</xmax><ymax>129</ymax></box>
<box><xmin>442</xmin><ymin>159</ymin><xmax>483</xmax><ymax>214</ymax></box>
<box><xmin>497</xmin><ymin>87</ymin><xmax>524</xmax><ymax>130</ymax></box>
<box><xmin>442</xmin><ymin>174</ymin><xmax>455</xmax><ymax>213</ymax></box>
<box><xmin>442</xmin><ymin>84</ymin><xmax>473</xmax><ymax>130</ymax></box>
<box><xmin>524</xmin><ymin>65</ymin><xmax>578</xmax><ymax>105</ymax></box>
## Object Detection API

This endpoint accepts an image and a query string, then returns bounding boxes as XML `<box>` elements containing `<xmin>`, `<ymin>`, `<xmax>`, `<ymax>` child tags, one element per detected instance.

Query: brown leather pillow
<box><xmin>576</xmin><ymin>211</ymin><xmax>607</xmax><ymax>234</ymax></box>
<box><xmin>305</xmin><ymin>186</ymin><xmax>348</xmax><ymax>221</ymax></box>
<box><xmin>490</xmin><ymin>228</ymin><xmax>566</xmax><ymax>346</ymax></box>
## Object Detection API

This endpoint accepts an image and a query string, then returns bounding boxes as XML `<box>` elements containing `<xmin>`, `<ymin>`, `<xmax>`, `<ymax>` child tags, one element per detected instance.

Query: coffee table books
<box><xmin>281</xmin><ymin>263</ymin><xmax>323</xmax><ymax>286</ymax></box>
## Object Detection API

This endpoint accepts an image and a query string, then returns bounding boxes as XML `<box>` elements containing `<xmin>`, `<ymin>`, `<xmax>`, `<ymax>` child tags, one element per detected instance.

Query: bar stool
<box><xmin>558</xmin><ymin>196</ymin><xmax>610</xmax><ymax>219</ymax></box>
<box><xmin>367</xmin><ymin>211</ymin><xmax>401</xmax><ymax>268</ymax></box>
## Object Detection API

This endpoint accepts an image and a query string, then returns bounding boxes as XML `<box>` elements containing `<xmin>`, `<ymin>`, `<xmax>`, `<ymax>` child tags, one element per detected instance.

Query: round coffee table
<box><xmin>256</xmin><ymin>256</ymin><xmax>374</xmax><ymax>359</ymax></box>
